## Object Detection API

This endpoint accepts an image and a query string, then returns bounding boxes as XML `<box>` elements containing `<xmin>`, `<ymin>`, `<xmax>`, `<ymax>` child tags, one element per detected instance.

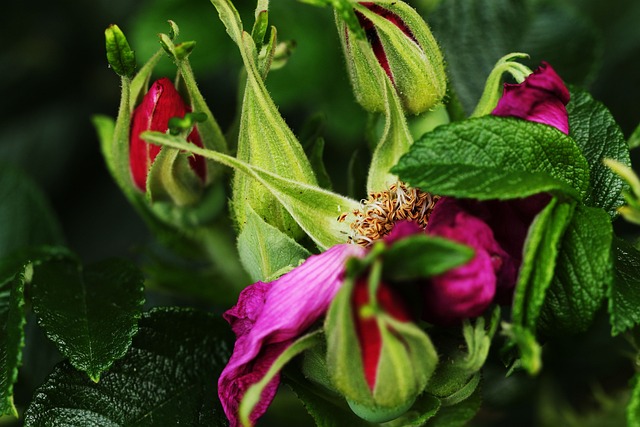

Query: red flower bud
<box><xmin>352</xmin><ymin>279</ymin><xmax>411</xmax><ymax>390</ymax></box>
<box><xmin>129</xmin><ymin>77</ymin><xmax>206</xmax><ymax>191</ymax></box>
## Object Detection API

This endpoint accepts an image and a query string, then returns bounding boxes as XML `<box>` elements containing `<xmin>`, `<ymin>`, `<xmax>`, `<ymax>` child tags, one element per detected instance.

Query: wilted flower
<box><xmin>218</xmin><ymin>244</ymin><xmax>366</xmax><ymax>427</ymax></box>
<box><xmin>129</xmin><ymin>77</ymin><xmax>206</xmax><ymax>191</ymax></box>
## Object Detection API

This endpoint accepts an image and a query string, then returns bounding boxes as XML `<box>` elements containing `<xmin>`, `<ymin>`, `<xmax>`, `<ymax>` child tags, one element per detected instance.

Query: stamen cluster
<box><xmin>347</xmin><ymin>182</ymin><xmax>439</xmax><ymax>246</ymax></box>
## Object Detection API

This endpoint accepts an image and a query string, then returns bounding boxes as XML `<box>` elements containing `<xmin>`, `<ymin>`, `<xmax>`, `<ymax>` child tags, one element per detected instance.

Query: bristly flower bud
<box><xmin>129</xmin><ymin>78</ymin><xmax>206</xmax><ymax>203</ymax></box>
<box><xmin>338</xmin><ymin>1</ymin><xmax>447</xmax><ymax>114</ymax></box>
<box><xmin>325</xmin><ymin>267</ymin><xmax>438</xmax><ymax>423</ymax></box>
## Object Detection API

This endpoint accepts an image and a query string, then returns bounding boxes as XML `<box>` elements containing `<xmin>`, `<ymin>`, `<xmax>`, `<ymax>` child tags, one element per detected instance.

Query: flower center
<box><xmin>347</xmin><ymin>182</ymin><xmax>439</xmax><ymax>246</ymax></box>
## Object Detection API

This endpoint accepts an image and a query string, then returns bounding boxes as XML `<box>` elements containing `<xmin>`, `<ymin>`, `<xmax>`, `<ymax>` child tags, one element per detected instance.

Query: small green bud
<box><xmin>338</xmin><ymin>1</ymin><xmax>447</xmax><ymax>114</ymax></box>
<box><xmin>105</xmin><ymin>24</ymin><xmax>136</xmax><ymax>78</ymax></box>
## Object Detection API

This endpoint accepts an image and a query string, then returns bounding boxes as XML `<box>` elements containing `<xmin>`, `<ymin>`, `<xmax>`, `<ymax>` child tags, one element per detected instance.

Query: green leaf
<box><xmin>0</xmin><ymin>165</ymin><xmax>64</xmax><ymax>258</ymax></box>
<box><xmin>0</xmin><ymin>267</ymin><xmax>27</xmax><ymax>417</ymax></box>
<box><xmin>237</xmin><ymin>205</ymin><xmax>311</xmax><ymax>282</ymax></box>
<box><xmin>30</xmin><ymin>258</ymin><xmax>145</xmax><ymax>382</ymax></box>
<box><xmin>104</xmin><ymin>24</ymin><xmax>136</xmax><ymax>79</ymax></box>
<box><xmin>144</xmin><ymin>131</ymin><xmax>360</xmax><ymax>250</ymax></box>
<box><xmin>512</xmin><ymin>198</ymin><xmax>575</xmax><ymax>331</ymax></box>
<box><xmin>537</xmin><ymin>205</ymin><xmax>612</xmax><ymax>335</ymax></box>
<box><xmin>608</xmin><ymin>238</ymin><xmax>640</xmax><ymax>336</ymax></box>
<box><xmin>566</xmin><ymin>89</ymin><xmax>630</xmax><ymax>217</ymax></box>
<box><xmin>382</xmin><ymin>234</ymin><xmax>474</xmax><ymax>281</ymax></box>
<box><xmin>305</xmin><ymin>138</ymin><xmax>333</xmax><ymax>191</ymax></box>
<box><xmin>23</xmin><ymin>307</ymin><xmax>233</xmax><ymax>426</ymax></box>
<box><xmin>392</xmin><ymin>116</ymin><xmax>590</xmax><ymax>201</ymax></box>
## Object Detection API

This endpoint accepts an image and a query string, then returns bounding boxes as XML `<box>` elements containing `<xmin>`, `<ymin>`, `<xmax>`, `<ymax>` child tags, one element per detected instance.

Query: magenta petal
<box><xmin>423</xmin><ymin>198</ymin><xmax>507</xmax><ymax>324</ymax></box>
<box><xmin>384</xmin><ymin>220</ymin><xmax>423</xmax><ymax>244</ymax></box>
<box><xmin>218</xmin><ymin>243</ymin><xmax>366</xmax><ymax>427</ymax></box>
<box><xmin>492</xmin><ymin>62</ymin><xmax>570</xmax><ymax>134</ymax></box>
<box><xmin>423</xmin><ymin>250</ymin><xmax>497</xmax><ymax>325</ymax></box>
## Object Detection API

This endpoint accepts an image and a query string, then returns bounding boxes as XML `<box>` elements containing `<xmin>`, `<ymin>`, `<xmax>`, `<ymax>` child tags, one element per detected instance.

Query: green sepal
<box><xmin>158</xmin><ymin>25</ymin><xmax>228</xmax><ymax>174</ymax></box>
<box><xmin>501</xmin><ymin>323</ymin><xmax>542</xmax><ymax>376</ymax></box>
<box><xmin>471</xmin><ymin>52</ymin><xmax>532</xmax><ymax>117</ymax></box>
<box><xmin>380</xmin><ymin>394</ymin><xmax>441</xmax><ymax>427</ymax></box>
<box><xmin>338</xmin><ymin>21</ymin><xmax>387</xmax><ymax>114</ymax></box>
<box><xmin>355</xmin><ymin>1</ymin><xmax>447</xmax><ymax>114</ymax></box>
<box><xmin>209</xmin><ymin>0</ymin><xmax>318</xmax><ymax>239</ymax></box>
<box><xmin>239</xmin><ymin>331</ymin><xmax>323</xmax><ymax>427</ymax></box>
<box><xmin>146</xmin><ymin>146</ymin><xmax>204</xmax><ymax>207</ymax></box>
<box><xmin>305</xmin><ymin>137</ymin><xmax>333</xmax><ymax>190</ymax></box>
<box><xmin>324</xmin><ymin>276</ymin><xmax>374</xmax><ymax>410</ymax></box>
<box><xmin>252</xmin><ymin>9</ymin><xmax>269</xmax><ymax>49</ymax></box>
<box><xmin>604</xmin><ymin>159</ymin><xmax>640</xmax><ymax>225</ymax></box>
<box><xmin>366</xmin><ymin>74</ymin><xmax>413</xmax><ymax>193</ymax></box>
<box><xmin>382</xmin><ymin>234</ymin><xmax>474</xmax><ymax>281</ymax></box>
<box><xmin>628</xmin><ymin>372</ymin><xmax>640</xmax><ymax>427</ymax></box>
<box><xmin>257</xmin><ymin>25</ymin><xmax>277</xmax><ymax>79</ymax></box>
<box><xmin>629</xmin><ymin>121</ymin><xmax>640</xmax><ymax>150</ymax></box>
<box><xmin>233</xmin><ymin>31</ymin><xmax>318</xmax><ymax>240</ymax></box>
<box><xmin>105</xmin><ymin>24</ymin><xmax>136</xmax><ymax>78</ymax></box>
<box><xmin>325</xmin><ymin>262</ymin><xmax>438</xmax><ymax>423</ymax></box>
<box><xmin>512</xmin><ymin>198</ymin><xmax>576</xmax><ymax>331</ymax></box>
<box><xmin>426</xmin><ymin>308</ymin><xmax>499</xmax><ymax>400</ymax></box>
<box><xmin>237</xmin><ymin>205</ymin><xmax>311</xmax><ymax>282</ymax></box>
<box><xmin>509</xmin><ymin>198</ymin><xmax>575</xmax><ymax>374</ymax></box>
<box><xmin>143</xmin><ymin>131</ymin><xmax>360</xmax><ymax>249</ymax></box>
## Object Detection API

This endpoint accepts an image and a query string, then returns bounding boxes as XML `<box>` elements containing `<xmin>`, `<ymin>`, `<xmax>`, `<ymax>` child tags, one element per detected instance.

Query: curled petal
<box><xmin>218</xmin><ymin>243</ymin><xmax>366</xmax><ymax>427</ymax></box>
<box><xmin>492</xmin><ymin>62</ymin><xmax>570</xmax><ymax>134</ymax></box>
<box><xmin>460</xmin><ymin>194</ymin><xmax>550</xmax><ymax>303</ymax></box>
<box><xmin>423</xmin><ymin>198</ymin><xmax>507</xmax><ymax>324</ymax></box>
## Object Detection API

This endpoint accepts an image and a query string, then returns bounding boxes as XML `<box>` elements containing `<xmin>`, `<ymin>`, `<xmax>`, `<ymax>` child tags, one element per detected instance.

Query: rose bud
<box><xmin>492</xmin><ymin>62</ymin><xmax>570</xmax><ymax>134</ymax></box>
<box><xmin>338</xmin><ymin>1</ymin><xmax>447</xmax><ymax>114</ymax></box>
<box><xmin>129</xmin><ymin>77</ymin><xmax>206</xmax><ymax>195</ymax></box>
<box><xmin>326</xmin><ymin>276</ymin><xmax>437</xmax><ymax>423</ymax></box>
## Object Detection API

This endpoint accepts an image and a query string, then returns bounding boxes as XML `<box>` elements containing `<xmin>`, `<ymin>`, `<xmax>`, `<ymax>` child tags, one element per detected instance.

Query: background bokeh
<box><xmin>2</xmin><ymin>0</ymin><xmax>640</xmax><ymax>425</ymax></box>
